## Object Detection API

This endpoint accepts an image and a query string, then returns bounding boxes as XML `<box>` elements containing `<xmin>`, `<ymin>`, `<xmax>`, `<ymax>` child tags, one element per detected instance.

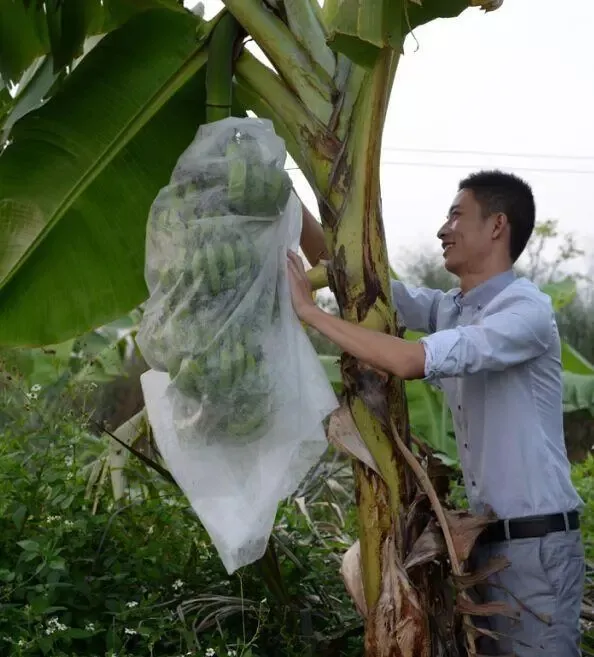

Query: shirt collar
<box><xmin>454</xmin><ymin>270</ymin><xmax>516</xmax><ymax>311</ymax></box>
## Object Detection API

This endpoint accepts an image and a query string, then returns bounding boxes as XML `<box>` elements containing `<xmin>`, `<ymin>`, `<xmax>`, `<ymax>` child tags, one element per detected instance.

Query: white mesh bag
<box><xmin>136</xmin><ymin>117</ymin><xmax>338</xmax><ymax>573</ymax></box>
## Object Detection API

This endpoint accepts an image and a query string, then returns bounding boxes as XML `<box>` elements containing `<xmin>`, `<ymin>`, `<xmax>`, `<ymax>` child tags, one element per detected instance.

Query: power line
<box><xmin>379</xmin><ymin>160</ymin><xmax>594</xmax><ymax>175</ymax></box>
<box><xmin>285</xmin><ymin>161</ymin><xmax>594</xmax><ymax>175</ymax></box>
<box><xmin>380</xmin><ymin>146</ymin><xmax>594</xmax><ymax>161</ymax></box>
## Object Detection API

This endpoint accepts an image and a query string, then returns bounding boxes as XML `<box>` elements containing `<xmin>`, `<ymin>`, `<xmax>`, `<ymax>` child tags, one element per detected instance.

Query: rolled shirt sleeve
<box><xmin>419</xmin><ymin>294</ymin><xmax>554</xmax><ymax>381</ymax></box>
<box><xmin>391</xmin><ymin>280</ymin><xmax>445</xmax><ymax>334</ymax></box>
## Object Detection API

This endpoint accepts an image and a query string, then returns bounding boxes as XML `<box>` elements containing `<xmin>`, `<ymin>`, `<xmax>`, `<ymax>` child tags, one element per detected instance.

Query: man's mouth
<box><xmin>442</xmin><ymin>243</ymin><xmax>454</xmax><ymax>255</ymax></box>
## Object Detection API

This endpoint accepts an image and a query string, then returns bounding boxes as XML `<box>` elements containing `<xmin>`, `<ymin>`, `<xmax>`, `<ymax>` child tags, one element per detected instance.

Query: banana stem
<box><xmin>222</xmin><ymin>0</ymin><xmax>334</xmax><ymax>124</ymax></box>
<box><xmin>305</xmin><ymin>262</ymin><xmax>329</xmax><ymax>290</ymax></box>
<box><xmin>234</xmin><ymin>51</ymin><xmax>339</xmax><ymax>197</ymax></box>
<box><xmin>206</xmin><ymin>12</ymin><xmax>242</xmax><ymax>123</ymax></box>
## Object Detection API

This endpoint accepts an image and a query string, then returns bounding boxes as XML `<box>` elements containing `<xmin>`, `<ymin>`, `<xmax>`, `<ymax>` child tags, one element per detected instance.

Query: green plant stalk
<box><xmin>353</xmin><ymin>459</ymin><xmax>393</xmax><ymax>614</ymax></box>
<box><xmin>333</xmin><ymin>59</ymin><xmax>366</xmax><ymax>141</ymax></box>
<box><xmin>234</xmin><ymin>50</ymin><xmax>339</xmax><ymax>197</ymax></box>
<box><xmin>282</xmin><ymin>0</ymin><xmax>336</xmax><ymax>81</ymax></box>
<box><xmin>322</xmin><ymin>46</ymin><xmax>425</xmax><ymax>646</ymax></box>
<box><xmin>221</xmin><ymin>0</ymin><xmax>335</xmax><ymax>125</ymax></box>
<box><xmin>205</xmin><ymin>12</ymin><xmax>242</xmax><ymax>123</ymax></box>
<box><xmin>233</xmin><ymin>78</ymin><xmax>313</xmax><ymax>180</ymax></box>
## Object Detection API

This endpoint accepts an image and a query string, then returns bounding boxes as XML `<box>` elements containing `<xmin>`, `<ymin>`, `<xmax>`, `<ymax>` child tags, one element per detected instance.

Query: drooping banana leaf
<box><xmin>0</xmin><ymin>8</ymin><xmax>210</xmax><ymax>346</ymax></box>
<box><xmin>563</xmin><ymin>372</ymin><xmax>594</xmax><ymax>416</ymax></box>
<box><xmin>325</xmin><ymin>0</ymin><xmax>497</xmax><ymax>68</ymax></box>
<box><xmin>0</xmin><ymin>0</ymin><xmax>185</xmax><ymax>83</ymax></box>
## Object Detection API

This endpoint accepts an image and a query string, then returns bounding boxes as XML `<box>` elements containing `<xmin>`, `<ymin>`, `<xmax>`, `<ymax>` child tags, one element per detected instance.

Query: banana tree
<box><xmin>0</xmin><ymin>0</ymin><xmax>505</xmax><ymax>654</ymax></box>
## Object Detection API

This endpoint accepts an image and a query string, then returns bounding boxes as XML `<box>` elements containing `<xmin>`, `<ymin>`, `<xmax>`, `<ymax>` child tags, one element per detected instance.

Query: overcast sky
<box><xmin>190</xmin><ymin>0</ymin><xmax>594</xmax><ymax>278</ymax></box>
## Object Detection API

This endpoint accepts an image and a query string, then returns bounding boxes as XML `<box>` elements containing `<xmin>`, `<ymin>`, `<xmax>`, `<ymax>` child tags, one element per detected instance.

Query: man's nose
<box><xmin>437</xmin><ymin>223</ymin><xmax>448</xmax><ymax>240</ymax></box>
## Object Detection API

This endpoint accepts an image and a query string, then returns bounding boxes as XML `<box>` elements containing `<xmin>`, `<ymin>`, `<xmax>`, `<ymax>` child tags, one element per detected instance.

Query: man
<box><xmin>291</xmin><ymin>170</ymin><xmax>585</xmax><ymax>656</ymax></box>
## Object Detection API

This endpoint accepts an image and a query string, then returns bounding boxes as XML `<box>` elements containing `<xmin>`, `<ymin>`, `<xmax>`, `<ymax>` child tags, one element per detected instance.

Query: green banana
<box><xmin>175</xmin><ymin>356</ymin><xmax>206</xmax><ymax>397</ymax></box>
<box><xmin>221</xmin><ymin>241</ymin><xmax>236</xmax><ymax>288</ymax></box>
<box><xmin>218</xmin><ymin>338</ymin><xmax>234</xmax><ymax>392</ymax></box>
<box><xmin>204</xmin><ymin>243</ymin><xmax>221</xmax><ymax>295</ymax></box>
<box><xmin>227</xmin><ymin>139</ymin><xmax>248</xmax><ymax>209</ymax></box>
<box><xmin>232</xmin><ymin>340</ymin><xmax>245</xmax><ymax>382</ymax></box>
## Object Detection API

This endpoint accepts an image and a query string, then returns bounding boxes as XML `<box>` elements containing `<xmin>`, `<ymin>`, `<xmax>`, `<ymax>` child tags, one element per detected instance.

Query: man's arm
<box><xmin>299</xmin><ymin>203</ymin><xmax>329</xmax><ymax>266</ymax></box>
<box><xmin>303</xmin><ymin>304</ymin><xmax>427</xmax><ymax>379</ymax></box>
<box><xmin>287</xmin><ymin>251</ymin><xmax>553</xmax><ymax>381</ymax></box>
<box><xmin>420</xmin><ymin>294</ymin><xmax>553</xmax><ymax>381</ymax></box>
<box><xmin>298</xmin><ymin>199</ymin><xmax>443</xmax><ymax>332</ymax></box>
<box><xmin>391</xmin><ymin>280</ymin><xmax>445</xmax><ymax>334</ymax></box>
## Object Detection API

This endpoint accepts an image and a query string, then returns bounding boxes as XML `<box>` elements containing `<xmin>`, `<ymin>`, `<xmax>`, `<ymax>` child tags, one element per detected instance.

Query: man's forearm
<box><xmin>303</xmin><ymin>306</ymin><xmax>426</xmax><ymax>380</ymax></box>
<box><xmin>300</xmin><ymin>205</ymin><xmax>329</xmax><ymax>266</ymax></box>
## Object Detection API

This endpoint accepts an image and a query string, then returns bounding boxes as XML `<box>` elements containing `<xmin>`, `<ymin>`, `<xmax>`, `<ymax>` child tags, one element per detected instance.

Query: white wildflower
<box><xmin>31</xmin><ymin>384</ymin><xmax>42</xmax><ymax>392</ymax></box>
<box><xmin>205</xmin><ymin>649</ymin><xmax>216</xmax><ymax>657</ymax></box>
<box><xmin>64</xmin><ymin>520</ymin><xmax>74</xmax><ymax>528</ymax></box>
<box><xmin>26</xmin><ymin>392</ymin><xmax>38</xmax><ymax>400</ymax></box>
<box><xmin>172</xmin><ymin>579</ymin><xmax>184</xmax><ymax>591</ymax></box>
<box><xmin>124</xmin><ymin>627</ymin><xmax>138</xmax><ymax>636</ymax></box>
<box><xmin>45</xmin><ymin>617</ymin><xmax>67</xmax><ymax>634</ymax></box>
<box><xmin>126</xmin><ymin>601</ymin><xmax>138</xmax><ymax>608</ymax></box>
<box><xmin>85</xmin><ymin>622</ymin><xmax>96</xmax><ymax>631</ymax></box>
<box><xmin>147</xmin><ymin>525</ymin><xmax>154</xmax><ymax>535</ymax></box>
<box><xmin>66</xmin><ymin>472</ymin><xmax>73</xmax><ymax>480</ymax></box>
<box><xmin>65</xmin><ymin>456</ymin><xmax>73</xmax><ymax>467</ymax></box>
<box><xmin>46</xmin><ymin>515</ymin><xmax>61</xmax><ymax>523</ymax></box>
<box><xmin>227</xmin><ymin>650</ymin><xmax>237</xmax><ymax>657</ymax></box>
<box><xmin>17</xmin><ymin>639</ymin><xmax>26</xmax><ymax>646</ymax></box>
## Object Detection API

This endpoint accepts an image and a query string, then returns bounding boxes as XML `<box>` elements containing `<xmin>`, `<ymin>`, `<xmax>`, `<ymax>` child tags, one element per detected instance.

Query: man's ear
<box><xmin>491</xmin><ymin>212</ymin><xmax>509</xmax><ymax>240</ymax></box>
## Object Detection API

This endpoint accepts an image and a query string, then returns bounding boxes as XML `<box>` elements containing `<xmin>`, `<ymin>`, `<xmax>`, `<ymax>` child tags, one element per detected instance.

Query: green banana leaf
<box><xmin>563</xmin><ymin>372</ymin><xmax>594</xmax><ymax>416</ymax></box>
<box><xmin>0</xmin><ymin>8</ymin><xmax>209</xmax><ymax>347</ymax></box>
<box><xmin>541</xmin><ymin>277</ymin><xmax>577</xmax><ymax>312</ymax></box>
<box><xmin>319</xmin><ymin>354</ymin><xmax>343</xmax><ymax>394</ymax></box>
<box><xmin>0</xmin><ymin>0</ymin><xmax>185</xmax><ymax>83</ymax></box>
<box><xmin>1</xmin><ymin>55</ymin><xmax>63</xmax><ymax>143</ymax></box>
<box><xmin>326</xmin><ymin>0</ymin><xmax>487</xmax><ymax>68</ymax></box>
<box><xmin>560</xmin><ymin>339</ymin><xmax>594</xmax><ymax>415</ymax></box>
<box><xmin>561</xmin><ymin>342</ymin><xmax>594</xmax><ymax>375</ymax></box>
<box><xmin>405</xmin><ymin>378</ymin><xmax>458</xmax><ymax>463</ymax></box>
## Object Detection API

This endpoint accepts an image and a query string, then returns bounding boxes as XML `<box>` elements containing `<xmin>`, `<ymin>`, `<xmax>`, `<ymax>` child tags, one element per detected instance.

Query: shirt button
<box><xmin>457</xmin><ymin>405</ymin><xmax>462</xmax><ymax>411</ymax></box>
<box><xmin>471</xmin><ymin>480</ymin><xmax>476</xmax><ymax>487</ymax></box>
<box><xmin>464</xmin><ymin>443</ymin><xmax>468</xmax><ymax>449</ymax></box>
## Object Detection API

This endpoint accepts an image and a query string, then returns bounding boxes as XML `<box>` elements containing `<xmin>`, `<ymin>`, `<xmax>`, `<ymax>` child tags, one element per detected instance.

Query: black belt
<box><xmin>479</xmin><ymin>511</ymin><xmax>580</xmax><ymax>544</ymax></box>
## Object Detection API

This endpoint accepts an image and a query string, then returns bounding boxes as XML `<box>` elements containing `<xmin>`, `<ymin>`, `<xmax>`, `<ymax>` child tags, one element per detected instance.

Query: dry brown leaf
<box><xmin>462</xmin><ymin>619</ymin><xmax>506</xmax><ymax>642</ymax></box>
<box><xmin>444</xmin><ymin>508</ymin><xmax>497</xmax><ymax>562</ymax></box>
<box><xmin>366</xmin><ymin>536</ymin><xmax>430</xmax><ymax>657</ymax></box>
<box><xmin>340</xmin><ymin>540</ymin><xmax>368</xmax><ymax>618</ymax></box>
<box><xmin>490</xmin><ymin>581</ymin><xmax>552</xmax><ymax>625</ymax></box>
<box><xmin>453</xmin><ymin>555</ymin><xmax>510</xmax><ymax>589</ymax></box>
<box><xmin>327</xmin><ymin>405</ymin><xmax>379</xmax><ymax>474</ymax></box>
<box><xmin>404</xmin><ymin>518</ymin><xmax>446</xmax><ymax>571</ymax></box>
<box><xmin>456</xmin><ymin>595</ymin><xmax>519</xmax><ymax>620</ymax></box>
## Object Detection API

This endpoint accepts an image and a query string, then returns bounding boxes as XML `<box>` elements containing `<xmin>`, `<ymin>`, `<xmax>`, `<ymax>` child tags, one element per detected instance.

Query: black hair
<box><xmin>458</xmin><ymin>169</ymin><xmax>535</xmax><ymax>262</ymax></box>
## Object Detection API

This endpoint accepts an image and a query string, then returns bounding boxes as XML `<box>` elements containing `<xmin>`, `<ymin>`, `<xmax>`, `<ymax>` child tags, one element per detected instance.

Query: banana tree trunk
<box><xmin>322</xmin><ymin>47</ymin><xmax>433</xmax><ymax>656</ymax></box>
<box><xmin>224</xmin><ymin>1</ymin><xmax>462</xmax><ymax>653</ymax></box>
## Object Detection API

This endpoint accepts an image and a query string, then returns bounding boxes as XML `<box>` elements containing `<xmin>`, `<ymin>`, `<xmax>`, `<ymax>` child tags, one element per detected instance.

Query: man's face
<box><xmin>437</xmin><ymin>189</ymin><xmax>499</xmax><ymax>277</ymax></box>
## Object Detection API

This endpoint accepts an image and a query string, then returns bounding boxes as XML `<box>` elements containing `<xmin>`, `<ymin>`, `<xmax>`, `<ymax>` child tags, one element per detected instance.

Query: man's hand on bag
<box><xmin>287</xmin><ymin>250</ymin><xmax>318</xmax><ymax>322</ymax></box>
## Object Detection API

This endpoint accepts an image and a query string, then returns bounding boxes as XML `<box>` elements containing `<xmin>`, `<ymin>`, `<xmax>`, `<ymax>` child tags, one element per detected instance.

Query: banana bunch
<box><xmin>174</xmin><ymin>327</ymin><xmax>271</xmax><ymax>437</ymax></box>
<box><xmin>141</xmin><ymin>126</ymin><xmax>292</xmax><ymax>440</ymax></box>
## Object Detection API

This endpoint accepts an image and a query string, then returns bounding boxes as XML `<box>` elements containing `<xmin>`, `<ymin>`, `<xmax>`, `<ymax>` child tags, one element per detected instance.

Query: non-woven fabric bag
<box><xmin>137</xmin><ymin>117</ymin><xmax>338</xmax><ymax>573</ymax></box>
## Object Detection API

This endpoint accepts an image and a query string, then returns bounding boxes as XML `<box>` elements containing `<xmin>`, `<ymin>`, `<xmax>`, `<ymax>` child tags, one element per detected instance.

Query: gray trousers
<box><xmin>471</xmin><ymin>529</ymin><xmax>585</xmax><ymax>656</ymax></box>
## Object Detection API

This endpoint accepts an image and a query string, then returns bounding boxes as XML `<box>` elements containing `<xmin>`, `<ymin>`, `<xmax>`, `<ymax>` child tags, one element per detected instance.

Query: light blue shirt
<box><xmin>392</xmin><ymin>271</ymin><xmax>583</xmax><ymax>520</ymax></box>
